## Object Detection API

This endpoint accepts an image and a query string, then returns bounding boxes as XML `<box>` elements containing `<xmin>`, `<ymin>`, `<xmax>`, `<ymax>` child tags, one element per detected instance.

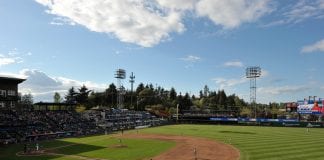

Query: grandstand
<box><xmin>0</xmin><ymin>105</ymin><xmax>168</xmax><ymax>145</ymax></box>
<box><xmin>84</xmin><ymin>108</ymin><xmax>168</xmax><ymax>132</ymax></box>
<box><xmin>0</xmin><ymin>109</ymin><xmax>103</xmax><ymax>145</ymax></box>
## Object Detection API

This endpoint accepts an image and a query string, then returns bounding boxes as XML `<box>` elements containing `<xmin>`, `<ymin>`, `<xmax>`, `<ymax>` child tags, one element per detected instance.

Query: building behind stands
<box><xmin>0</xmin><ymin>76</ymin><xmax>25</xmax><ymax>109</ymax></box>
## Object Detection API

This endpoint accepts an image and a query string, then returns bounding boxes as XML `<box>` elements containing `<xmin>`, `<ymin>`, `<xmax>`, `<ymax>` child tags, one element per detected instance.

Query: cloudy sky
<box><xmin>1</xmin><ymin>0</ymin><xmax>324</xmax><ymax>103</ymax></box>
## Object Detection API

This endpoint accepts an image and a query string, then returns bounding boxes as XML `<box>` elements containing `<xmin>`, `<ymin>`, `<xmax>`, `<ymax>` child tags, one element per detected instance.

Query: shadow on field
<box><xmin>0</xmin><ymin>139</ymin><xmax>105</xmax><ymax>160</ymax></box>
<box><xmin>219</xmin><ymin>131</ymin><xmax>256</xmax><ymax>135</ymax></box>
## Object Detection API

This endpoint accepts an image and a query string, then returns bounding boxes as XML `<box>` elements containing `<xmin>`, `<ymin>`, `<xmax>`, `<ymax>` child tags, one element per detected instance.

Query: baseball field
<box><xmin>1</xmin><ymin>124</ymin><xmax>324</xmax><ymax>160</ymax></box>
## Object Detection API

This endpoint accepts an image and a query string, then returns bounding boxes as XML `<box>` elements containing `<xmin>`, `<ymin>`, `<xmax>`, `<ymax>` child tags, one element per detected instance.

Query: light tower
<box><xmin>246</xmin><ymin>66</ymin><xmax>261</xmax><ymax>118</ymax></box>
<box><xmin>129</xmin><ymin>72</ymin><xmax>135</xmax><ymax>109</ymax></box>
<box><xmin>115</xmin><ymin>69</ymin><xmax>126</xmax><ymax>109</ymax></box>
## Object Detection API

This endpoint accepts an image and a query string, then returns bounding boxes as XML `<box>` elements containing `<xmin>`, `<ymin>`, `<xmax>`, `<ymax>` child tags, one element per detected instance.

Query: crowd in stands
<box><xmin>85</xmin><ymin>108</ymin><xmax>169</xmax><ymax>132</ymax></box>
<box><xmin>0</xmin><ymin>110</ymin><xmax>103</xmax><ymax>145</ymax></box>
<box><xmin>0</xmin><ymin>109</ymin><xmax>168</xmax><ymax>145</ymax></box>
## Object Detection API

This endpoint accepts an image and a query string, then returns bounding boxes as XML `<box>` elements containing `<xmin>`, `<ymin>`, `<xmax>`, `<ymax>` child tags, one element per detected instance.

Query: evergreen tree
<box><xmin>65</xmin><ymin>87</ymin><xmax>77</xmax><ymax>103</ymax></box>
<box><xmin>169</xmin><ymin>87</ymin><xmax>177</xmax><ymax>100</ymax></box>
<box><xmin>77</xmin><ymin>85</ymin><xmax>91</xmax><ymax>105</ymax></box>
<box><xmin>199</xmin><ymin>90</ymin><xmax>203</xmax><ymax>99</ymax></box>
<box><xmin>218</xmin><ymin>90</ymin><xmax>227</xmax><ymax>106</ymax></box>
<box><xmin>105</xmin><ymin>83</ymin><xmax>117</xmax><ymax>107</ymax></box>
<box><xmin>203</xmin><ymin>85</ymin><xmax>209</xmax><ymax>97</ymax></box>
<box><xmin>136</xmin><ymin>83</ymin><xmax>145</xmax><ymax>94</ymax></box>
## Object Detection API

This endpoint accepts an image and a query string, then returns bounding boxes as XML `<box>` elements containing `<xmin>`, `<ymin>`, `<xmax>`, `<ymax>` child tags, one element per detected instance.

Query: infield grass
<box><xmin>1</xmin><ymin>125</ymin><xmax>324</xmax><ymax>160</ymax></box>
<box><xmin>0</xmin><ymin>134</ymin><xmax>175</xmax><ymax>160</ymax></box>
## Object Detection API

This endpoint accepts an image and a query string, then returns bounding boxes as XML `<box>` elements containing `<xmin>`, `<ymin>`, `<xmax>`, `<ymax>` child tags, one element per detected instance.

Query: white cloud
<box><xmin>195</xmin><ymin>0</ymin><xmax>273</xmax><ymax>29</ymax></box>
<box><xmin>261</xmin><ymin>0</ymin><xmax>324</xmax><ymax>27</ymax></box>
<box><xmin>50</xmin><ymin>17</ymin><xmax>76</xmax><ymax>26</ymax></box>
<box><xmin>284</xmin><ymin>0</ymin><xmax>324</xmax><ymax>24</ymax></box>
<box><xmin>0</xmin><ymin>51</ymin><xmax>23</xmax><ymax>66</ymax></box>
<box><xmin>35</xmin><ymin>0</ymin><xmax>185</xmax><ymax>47</ymax></box>
<box><xmin>212</xmin><ymin>77</ymin><xmax>248</xmax><ymax>89</ymax></box>
<box><xmin>180</xmin><ymin>55</ymin><xmax>201</xmax><ymax>63</ymax></box>
<box><xmin>321</xmin><ymin>86</ymin><xmax>324</xmax><ymax>90</ymax></box>
<box><xmin>258</xmin><ymin>85</ymin><xmax>310</xmax><ymax>95</ymax></box>
<box><xmin>260</xmin><ymin>69</ymin><xmax>269</xmax><ymax>78</ymax></box>
<box><xmin>7</xmin><ymin>69</ymin><xmax>107</xmax><ymax>102</ymax></box>
<box><xmin>34</xmin><ymin>0</ymin><xmax>274</xmax><ymax>47</ymax></box>
<box><xmin>156</xmin><ymin>0</ymin><xmax>197</xmax><ymax>11</ymax></box>
<box><xmin>0</xmin><ymin>57</ymin><xmax>16</xmax><ymax>66</ymax></box>
<box><xmin>224</xmin><ymin>60</ymin><xmax>244</xmax><ymax>68</ymax></box>
<box><xmin>0</xmin><ymin>48</ymin><xmax>31</xmax><ymax>66</ymax></box>
<box><xmin>301</xmin><ymin>39</ymin><xmax>324</xmax><ymax>53</ymax></box>
<box><xmin>8</xmin><ymin>48</ymin><xmax>19</xmax><ymax>56</ymax></box>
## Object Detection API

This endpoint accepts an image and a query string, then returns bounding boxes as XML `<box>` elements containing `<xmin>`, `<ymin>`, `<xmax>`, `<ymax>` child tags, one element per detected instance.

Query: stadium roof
<box><xmin>0</xmin><ymin>76</ymin><xmax>25</xmax><ymax>83</ymax></box>
<box><xmin>34</xmin><ymin>102</ymin><xmax>77</xmax><ymax>106</ymax></box>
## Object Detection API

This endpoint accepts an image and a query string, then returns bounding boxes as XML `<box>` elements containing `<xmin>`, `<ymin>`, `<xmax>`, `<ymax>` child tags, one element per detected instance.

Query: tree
<box><xmin>169</xmin><ymin>87</ymin><xmax>177</xmax><ymax>100</ymax></box>
<box><xmin>88</xmin><ymin>92</ymin><xmax>105</xmax><ymax>107</ymax></box>
<box><xmin>234</xmin><ymin>96</ymin><xmax>246</xmax><ymax>107</ymax></box>
<box><xmin>105</xmin><ymin>83</ymin><xmax>117</xmax><ymax>107</ymax></box>
<box><xmin>208</xmin><ymin>91</ymin><xmax>218</xmax><ymax>108</ymax></box>
<box><xmin>270</xmin><ymin>107</ymin><xmax>280</xmax><ymax>119</ymax></box>
<box><xmin>240</xmin><ymin>107</ymin><xmax>252</xmax><ymax>118</ymax></box>
<box><xmin>53</xmin><ymin>92</ymin><xmax>62</xmax><ymax>103</ymax></box>
<box><xmin>227</xmin><ymin>94</ymin><xmax>236</xmax><ymax>106</ymax></box>
<box><xmin>218</xmin><ymin>90</ymin><xmax>227</xmax><ymax>106</ymax></box>
<box><xmin>65</xmin><ymin>87</ymin><xmax>77</xmax><ymax>103</ymax></box>
<box><xmin>138</xmin><ymin>88</ymin><xmax>155</xmax><ymax>110</ymax></box>
<box><xmin>136</xmin><ymin>83</ymin><xmax>145</xmax><ymax>94</ymax></box>
<box><xmin>77</xmin><ymin>85</ymin><xmax>91</xmax><ymax>105</ymax></box>
<box><xmin>199</xmin><ymin>90</ymin><xmax>203</xmax><ymax>99</ymax></box>
<box><xmin>181</xmin><ymin>93</ymin><xmax>193</xmax><ymax>110</ymax></box>
<box><xmin>203</xmin><ymin>85</ymin><xmax>209</xmax><ymax>97</ymax></box>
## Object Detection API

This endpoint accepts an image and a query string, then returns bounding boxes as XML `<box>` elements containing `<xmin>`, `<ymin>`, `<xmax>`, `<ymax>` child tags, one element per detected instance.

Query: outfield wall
<box><xmin>177</xmin><ymin>116</ymin><xmax>324</xmax><ymax>128</ymax></box>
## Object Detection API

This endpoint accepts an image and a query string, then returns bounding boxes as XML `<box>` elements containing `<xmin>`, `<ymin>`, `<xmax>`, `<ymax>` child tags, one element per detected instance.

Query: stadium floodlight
<box><xmin>115</xmin><ymin>69</ymin><xmax>126</xmax><ymax>109</ymax></box>
<box><xmin>246</xmin><ymin>66</ymin><xmax>261</xmax><ymax>118</ymax></box>
<box><xmin>129</xmin><ymin>72</ymin><xmax>135</xmax><ymax>109</ymax></box>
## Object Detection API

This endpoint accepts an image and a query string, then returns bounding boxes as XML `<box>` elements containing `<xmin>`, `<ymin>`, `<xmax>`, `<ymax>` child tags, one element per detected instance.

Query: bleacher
<box><xmin>84</xmin><ymin>108</ymin><xmax>169</xmax><ymax>132</ymax></box>
<box><xmin>0</xmin><ymin>110</ymin><xmax>103</xmax><ymax>144</ymax></box>
<box><xmin>0</xmin><ymin>108</ymin><xmax>169</xmax><ymax>145</ymax></box>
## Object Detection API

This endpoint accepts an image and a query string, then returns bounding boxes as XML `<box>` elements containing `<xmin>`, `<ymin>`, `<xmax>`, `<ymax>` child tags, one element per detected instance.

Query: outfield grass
<box><xmin>1</xmin><ymin>125</ymin><xmax>324</xmax><ymax>160</ymax></box>
<box><xmin>135</xmin><ymin>125</ymin><xmax>324</xmax><ymax>160</ymax></box>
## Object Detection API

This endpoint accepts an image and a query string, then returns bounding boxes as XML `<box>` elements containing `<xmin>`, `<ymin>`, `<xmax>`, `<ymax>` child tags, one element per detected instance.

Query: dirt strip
<box><xmin>120</xmin><ymin>133</ymin><xmax>240</xmax><ymax>160</ymax></box>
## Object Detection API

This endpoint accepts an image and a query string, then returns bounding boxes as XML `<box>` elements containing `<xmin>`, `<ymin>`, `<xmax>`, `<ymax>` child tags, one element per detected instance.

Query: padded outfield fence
<box><xmin>177</xmin><ymin>116</ymin><xmax>324</xmax><ymax>128</ymax></box>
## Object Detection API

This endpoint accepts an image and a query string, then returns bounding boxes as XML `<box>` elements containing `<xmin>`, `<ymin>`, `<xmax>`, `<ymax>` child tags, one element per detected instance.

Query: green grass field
<box><xmin>1</xmin><ymin>124</ymin><xmax>324</xmax><ymax>160</ymax></box>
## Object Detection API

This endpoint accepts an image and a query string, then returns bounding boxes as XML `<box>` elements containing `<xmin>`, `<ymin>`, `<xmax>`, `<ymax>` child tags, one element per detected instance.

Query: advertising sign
<box><xmin>297</xmin><ymin>100</ymin><xmax>323</xmax><ymax>114</ymax></box>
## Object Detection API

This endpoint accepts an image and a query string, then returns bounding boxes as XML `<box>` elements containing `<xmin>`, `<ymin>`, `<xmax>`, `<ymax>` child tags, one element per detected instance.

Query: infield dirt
<box><xmin>120</xmin><ymin>133</ymin><xmax>240</xmax><ymax>160</ymax></box>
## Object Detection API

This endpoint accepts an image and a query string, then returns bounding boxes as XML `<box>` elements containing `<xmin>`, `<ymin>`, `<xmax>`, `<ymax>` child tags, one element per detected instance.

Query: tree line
<box><xmin>54</xmin><ymin>84</ymin><xmax>248</xmax><ymax>112</ymax></box>
<box><xmin>18</xmin><ymin>83</ymin><xmax>290</xmax><ymax>118</ymax></box>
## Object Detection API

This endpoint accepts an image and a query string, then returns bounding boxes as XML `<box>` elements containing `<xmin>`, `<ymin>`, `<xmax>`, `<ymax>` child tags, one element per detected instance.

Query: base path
<box><xmin>121</xmin><ymin>133</ymin><xmax>240</xmax><ymax>160</ymax></box>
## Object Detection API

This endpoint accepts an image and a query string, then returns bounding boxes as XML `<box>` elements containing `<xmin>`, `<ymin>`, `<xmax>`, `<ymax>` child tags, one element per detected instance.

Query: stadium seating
<box><xmin>0</xmin><ymin>109</ymin><xmax>167</xmax><ymax>144</ymax></box>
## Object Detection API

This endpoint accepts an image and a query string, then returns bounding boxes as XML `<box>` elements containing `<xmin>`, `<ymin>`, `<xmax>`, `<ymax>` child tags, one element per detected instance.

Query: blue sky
<box><xmin>0</xmin><ymin>0</ymin><xmax>324</xmax><ymax>103</ymax></box>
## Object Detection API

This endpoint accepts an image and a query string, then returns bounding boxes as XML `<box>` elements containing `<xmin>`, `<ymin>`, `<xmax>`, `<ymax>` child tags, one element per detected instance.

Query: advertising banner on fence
<box><xmin>210</xmin><ymin>118</ymin><xmax>298</xmax><ymax>123</ymax></box>
<box><xmin>297</xmin><ymin>100</ymin><xmax>323</xmax><ymax>114</ymax></box>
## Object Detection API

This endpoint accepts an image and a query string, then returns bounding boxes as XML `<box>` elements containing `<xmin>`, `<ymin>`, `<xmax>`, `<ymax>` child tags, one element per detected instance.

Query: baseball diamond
<box><xmin>1</xmin><ymin>124</ymin><xmax>324</xmax><ymax>160</ymax></box>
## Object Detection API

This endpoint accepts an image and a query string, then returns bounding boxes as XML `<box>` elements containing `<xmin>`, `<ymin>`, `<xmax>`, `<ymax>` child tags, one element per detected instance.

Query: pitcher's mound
<box><xmin>109</xmin><ymin>144</ymin><xmax>128</xmax><ymax>148</ymax></box>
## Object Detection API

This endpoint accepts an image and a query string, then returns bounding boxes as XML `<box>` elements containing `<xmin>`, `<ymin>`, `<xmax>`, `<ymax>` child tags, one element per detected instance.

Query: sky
<box><xmin>0</xmin><ymin>0</ymin><xmax>324</xmax><ymax>104</ymax></box>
